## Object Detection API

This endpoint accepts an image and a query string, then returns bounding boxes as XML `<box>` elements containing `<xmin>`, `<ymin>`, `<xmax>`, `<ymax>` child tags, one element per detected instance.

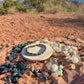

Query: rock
<box><xmin>64</xmin><ymin>55</ymin><xmax>71</xmax><ymax>60</ymax></box>
<box><xmin>53</xmin><ymin>58</ymin><xmax>58</xmax><ymax>64</ymax></box>
<box><xmin>51</xmin><ymin>69</ymin><xmax>63</xmax><ymax>78</ymax></box>
<box><xmin>71</xmin><ymin>56</ymin><xmax>79</xmax><ymax>63</ymax></box>
<box><xmin>59</xmin><ymin>65</ymin><xmax>63</xmax><ymax>69</ymax></box>
<box><xmin>33</xmin><ymin>69</ymin><xmax>40</xmax><ymax>73</ymax></box>
<box><xmin>12</xmin><ymin>77</ymin><xmax>18</xmax><ymax>83</ymax></box>
<box><xmin>20</xmin><ymin>70</ymin><xmax>24</xmax><ymax>75</ymax></box>
<box><xmin>7</xmin><ymin>56</ymin><xmax>13</xmax><ymax>61</ymax></box>
<box><xmin>72</xmin><ymin>47</ymin><xmax>78</xmax><ymax>50</ymax></box>
<box><xmin>12</xmin><ymin>55</ymin><xmax>17</xmax><ymax>59</ymax></box>
<box><xmin>1</xmin><ymin>70</ymin><xmax>7</xmax><ymax>74</ymax></box>
<box><xmin>50</xmin><ymin>64</ymin><xmax>58</xmax><ymax>73</ymax></box>
<box><xmin>51</xmin><ymin>72</ymin><xmax>59</xmax><ymax>78</ymax></box>
<box><xmin>0</xmin><ymin>66</ymin><xmax>6</xmax><ymax>71</ymax></box>
<box><xmin>9</xmin><ymin>63</ymin><xmax>13</xmax><ymax>69</ymax></box>
<box><xmin>61</xmin><ymin>50</ymin><xmax>69</xmax><ymax>57</ymax></box>
<box><xmin>53</xmin><ymin>46</ymin><xmax>62</xmax><ymax>53</ymax></box>
<box><xmin>11</xmin><ymin>68</ymin><xmax>18</xmax><ymax>74</ymax></box>
<box><xmin>58</xmin><ymin>69</ymin><xmax>63</xmax><ymax>77</ymax></box>
<box><xmin>70</xmin><ymin>51</ymin><xmax>77</xmax><ymax>56</ymax></box>
<box><xmin>13</xmin><ymin>72</ymin><xmax>21</xmax><ymax>77</ymax></box>
<box><xmin>30</xmin><ymin>66</ymin><xmax>34</xmax><ymax>72</ymax></box>
<box><xmin>68</xmin><ymin>48</ymin><xmax>72</xmax><ymax>53</ymax></box>
<box><xmin>69</xmin><ymin>64</ymin><xmax>76</xmax><ymax>70</ymax></box>
<box><xmin>65</xmin><ymin>46</ymin><xmax>71</xmax><ymax>50</ymax></box>
<box><xmin>42</xmin><ymin>76</ymin><xmax>47</xmax><ymax>82</ymax></box>
<box><xmin>45</xmin><ymin>63</ymin><xmax>52</xmax><ymax>70</ymax></box>
<box><xmin>5</xmin><ymin>78</ymin><xmax>11</xmax><ymax>83</ymax></box>
<box><xmin>34</xmin><ymin>73</ymin><xmax>39</xmax><ymax>77</ymax></box>
<box><xmin>43</xmin><ymin>72</ymin><xmax>49</xmax><ymax>77</ymax></box>
<box><xmin>48</xmin><ymin>72</ymin><xmax>51</xmax><ymax>75</ymax></box>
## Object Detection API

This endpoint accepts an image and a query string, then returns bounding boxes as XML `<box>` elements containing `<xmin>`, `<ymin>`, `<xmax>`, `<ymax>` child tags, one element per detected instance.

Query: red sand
<box><xmin>0</xmin><ymin>13</ymin><xmax>84</xmax><ymax>84</ymax></box>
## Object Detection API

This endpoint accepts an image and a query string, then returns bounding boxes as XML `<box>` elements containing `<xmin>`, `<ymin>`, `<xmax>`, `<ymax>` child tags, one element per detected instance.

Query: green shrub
<box><xmin>17</xmin><ymin>6</ymin><xmax>27</xmax><ymax>13</ymax></box>
<box><xmin>7</xmin><ymin>6</ymin><xmax>18</xmax><ymax>14</ymax></box>
<box><xmin>76</xmin><ymin>5</ymin><xmax>84</xmax><ymax>21</ymax></box>
<box><xmin>0</xmin><ymin>5</ymin><xmax>7</xmax><ymax>15</ymax></box>
<box><xmin>36</xmin><ymin>4</ymin><xmax>44</xmax><ymax>12</ymax></box>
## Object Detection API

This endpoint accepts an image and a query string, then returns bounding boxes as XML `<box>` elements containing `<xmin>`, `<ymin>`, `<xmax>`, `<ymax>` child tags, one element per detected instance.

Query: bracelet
<box><xmin>26</xmin><ymin>44</ymin><xmax>46</xmax><ymax>56</ymax></box>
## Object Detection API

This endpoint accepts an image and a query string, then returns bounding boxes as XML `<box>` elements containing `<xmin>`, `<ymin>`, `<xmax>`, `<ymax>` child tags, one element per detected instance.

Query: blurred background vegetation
<box><xmin>0</xmin><ymin>0</ymin><xmax>84</xmax><ymax>21</ymax></box>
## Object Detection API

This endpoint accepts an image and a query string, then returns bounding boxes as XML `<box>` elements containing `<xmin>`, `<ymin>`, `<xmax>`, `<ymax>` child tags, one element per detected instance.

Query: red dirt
<box><xmin>0</xmin><ymin>13</ymin><xmax>84</xmax><ymax>84</ymax></box>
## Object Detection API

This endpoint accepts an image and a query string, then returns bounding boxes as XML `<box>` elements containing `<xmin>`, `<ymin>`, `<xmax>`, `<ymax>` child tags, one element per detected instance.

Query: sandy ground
<box><xmin>0</xmin><ymin>13</ymin><xmax>84</xmax><ymax>84</ymax></box>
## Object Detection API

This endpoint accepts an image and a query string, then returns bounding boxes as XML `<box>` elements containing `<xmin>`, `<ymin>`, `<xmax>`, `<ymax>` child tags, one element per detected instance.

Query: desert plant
<box><xmin>7</xmin><ymin>6</ymin><xmax>18</xmax><ymax>14</ymax></box>
<box><xmin>76</xmin><ymin>5</ymin><xmax>84</xmax><ymax>21</ymax></box>
<box><xmin>0</xmin><ymin>5</ymin><xmax>7</xmax><ymax>15</ymax></box>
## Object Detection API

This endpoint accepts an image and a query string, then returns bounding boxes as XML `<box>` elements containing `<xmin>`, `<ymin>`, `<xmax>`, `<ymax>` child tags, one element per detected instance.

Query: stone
<box><xmin>51</xmin><ymin>69</ymin><xmax>63</xmax><ymax>78</ymax></box>
<box><xmin>58</xmin><ymin>69</ymin><xmax>63</xmax><ymax>76</ymax></box>
<box><xmin>13</xmin><ymin>72</ymin><xmax>21</xmax><ymax>77</ymax></box>
<box><xmin>30</xmin><ymin>66</ymin><xmax>34</xmax><ymax>72</ymax></box>
<box><xmin>42</xmin><ymin>76</ymin><xmax>47</xmax><ymax>82</ymax></box>
<box><xmin>0</xmin><ymin>66</ymin><xmax>6</xmax><ymax>71</ymax></box>
<box><xmin>43</xmin><ymin>72</ymin><xmax>49</xmax><ymax>77</ymax></box>
<box><xmin>11</xmin><ymin>68</ymin><xmax>18</xmax><ymax>74</ymax></box>
<box><xmin>48</xmin><ymin>72</ymin><xmax>51</xmax><ymax>75</ymax></box>
<box><xmin>33</xmin><ymin>69</ymin><xmax>41</xmax><ymax>73</ymax></box>
<box><xmin>53</xmin><ymin>58</ymin><xmax>58</xmax><ymax>64</ymax></box>
<box><xmin>45</xmin><ymin>63</ymin><xmax>52</xmax><ymax>70</ymax></box>
<box><xmin>12</xmin><ymin>77</ymin><xmax>18</xmax><ymax>83</ymax></box>
<box><xmin>71</xmin><ymin>56</ymin><xmax>79</xmax><ymax>63</ymax></box>
<box><xmin>50</xmin><ymin>64</ymin><xmax>58</xmax><ymax>73</ymax></box>
<box><xmin>20</xmin><ymin>70</ymin><xmax>24</xmax><ymax>75</ymax></box>
<box><xmin>68</xmin><ymin>48</ymin><xmax>72</xmax><ymax>53</ymax></box>
<box><xmin>53</xmin><ymin>46</ymin><xmax>62</xmax><ymax>53</ymax></box>
<box><xmin>69</xmin><ymin>64</ymin><xmax>76</xmax><ymax>70</ymax></box>
<box><xmin>51</xmin><ymin>72</ymin><xmax>59</xmax><ymax>78</ymax></box>
<box><xmin>77</xmin><ymin>55</ymin><xmax>81</xmax><ymax>62</ymax></box>
<box><xmin>72</xmin><ymin>47</ymin><xmax>78</xmax><ymax>50</ymax></box>
<box><xmin>5</xmin><ymin>78</ymin><xmax>11</xmax><ymax>83</ymax></box>
<box><xmin>7</xmin><ymin>56</ymin><xmax>13</xmax><ymax>61</ymax></box>
<box><xmin>61</xmin><ymin>50</ymin><xmax>69</xmax><ymax>57</ymax></box>
<box><xmin>9</xmin><ymin>64</ymin><xmax>13</xmax><ymax>69</ymax></box>
<box><xmin>64</xmin><ymin>55</ymin><xmax>71</xmax><ymax>60</ymax></box>
<box><xmin>1</xmin><ymin>70</ymin><xmax>7</xmax><ymax>74</ymax></box>
<box><xmin>12</xmin><ymin>55</ymin><xmax>17</xmax><ymax>59</ymax></box>
<box><xmin>34</xmin><ymin>73</ymin><xmax>39</xmax><ymax>77</ymax></box>
<box><xmin>70</xmin><ymin>51</ymin><xmax>76</xmax><ymax>56</ymax></box>
<box><xmin>59</xmin><ymin>65</ymin><xmax>64</xmax><ymax>69</ymax></box>
<box><xmin>65</xmin><ymin>46</ymin><xmax>71</xmax><ymax>50</ymax></box>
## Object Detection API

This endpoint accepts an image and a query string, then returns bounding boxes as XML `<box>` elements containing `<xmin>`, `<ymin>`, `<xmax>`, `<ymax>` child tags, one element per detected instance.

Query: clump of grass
<box><xmin>76</xmin><ymin>5</ymin><xmax>84</xmax><ymax>21</ymax></box>
<box><xmin>7</xmin><ymin>6</ymin><xmax>18</xmax><ymax>14</ymax></box>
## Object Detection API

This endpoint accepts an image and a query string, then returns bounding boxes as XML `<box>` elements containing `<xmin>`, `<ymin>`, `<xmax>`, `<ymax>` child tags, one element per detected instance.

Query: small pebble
<box><xmin>34</xmin><ymin>73</ymin><xmax>39</xmax><ymax>77</ymax></box>
<box><xmin>71</xmin><ymin>56</ymin><xmax>79</xmax><ymax>63</ymax></box>
<box><xmin>59</xmin><ymin>65</ymin><xmax>63</xmax><ymax>69</ymax></box>
<box><xmin>48</xmin><ymin>72</ymin><xmax>51</xmax><ymax>75</ymax></box>
<box><xmin>70</xmin><ymin>64</ymin><xmax>76</xmax><ymax>70</ymax></box>
<box><xmin>50</xmin><ymin>64</ymin><xmax>58</xmax><ymax>73</ymax></box>
<box><xmin>65</xmin><ymin>46</ymin><xmax>71</xmax><ymax>50</ymax></box>
<box><xmin>12</xmin><ymin>77</ymin><xmax>18</xmax><ymax>83</ymax></box>
<box><xmin>42</xmin><ymin>76</ymin><xmax>47</xmax><ymax>82</ymax></box>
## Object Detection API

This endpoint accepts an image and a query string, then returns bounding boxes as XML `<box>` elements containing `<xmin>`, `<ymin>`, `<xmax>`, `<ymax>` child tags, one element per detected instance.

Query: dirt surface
<box><xmin>0</xmin><ymin>13</ymin><xmax>84</xmax><ymax>84</ymax></box>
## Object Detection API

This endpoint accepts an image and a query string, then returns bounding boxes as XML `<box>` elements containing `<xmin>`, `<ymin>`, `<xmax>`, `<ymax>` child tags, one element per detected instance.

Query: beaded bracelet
<box><xmin>26</xmin><ymin>44</ymin><xmax>46</xmax><ymax>56</ymax></box>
